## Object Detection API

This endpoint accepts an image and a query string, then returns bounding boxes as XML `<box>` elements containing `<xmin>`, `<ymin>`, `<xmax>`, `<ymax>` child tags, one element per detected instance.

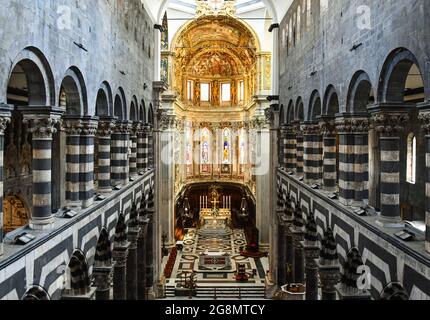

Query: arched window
<box><xmin>239</xmin><ymin>128</ymin><xmax>247</xmax><ymax>173</ymax></box>
<box><xmin>406</xmin><ymin>133</ymin><xmax>417</xmax><ymax>184</ymax></box>
<box><xmin>185</xmin><ymin>127</ymin><xmax>193</xmax><ymax>175</ymax></box>
<box><xmin>201</xmin><ymin>128</ymin><xmax>211</xmax><ymax>173</ymax></box>
<box><xmin>222</xmin><ymin>128</ymin><xmax>232</xmax><ymax>165</ymax></box>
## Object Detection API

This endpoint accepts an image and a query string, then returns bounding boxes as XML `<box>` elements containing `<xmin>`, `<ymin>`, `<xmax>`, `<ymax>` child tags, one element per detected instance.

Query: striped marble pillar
<box><xmin>111</xmin><ymin>122</ymin><xmax>132</xmax><ymax>186</ymax></box>
<box><xmin>319</xmin><ymin>117</ymin><xmax>337</xmax><ymax>192</ymax></box>
<box><xmin>354</xmin><ymin>133</ymin><xmax>369</xmax><ymax>204</ymax></box>
<box><xmin>147</xmin><ymin>126</ymin><xmax>154</xmax><ymax>168</ymax></box>
<box><xmin>419</xmin><ymin>112</ymin><xmax>430</xmax><ymax>254</ymax></box>
<box><xmin>129</xmin><ymin>123</ymin><xmax>139</xmax><ymax>178</ymax></box>
<box><xmin>302</xmin><ymin>122</ymin><xmax>323</xmax><ymax>186</ymax></box>
<box><xmin>371</xmin><ymin>110</ymin><xmax>409</xmax><ymax>227</ymax></box>
<box><xmin>293</xmin><ymin>122</ymin><xmax>304</xmax><ymax>176</ymax></box>
<box><xmin>20</xmin><ymin>107</ymin><xmax>64</xmax><ymax>229</ymax></box>
<box><xmin>64</xmin><ymin>117</ymin><xmax>83</xmax><ymax>210</ymax></box>
<box><xmin>285</xmin><ymin>126</ymin><xmax>297</xmax><ymax>173</ymax></box>
<box><xmin>0</xmin><ymin>105</ymin><xmax>12</xmax><ymax>256</ymax></box>
<box><xmin>336</xmin><ymin>116</ymin><xmax>369</xmax><ymax>207</ymax></box>
<box><xmin>137</xmin><ymin>125</ymin><xmax>145</xmax><ymax>173</ymax></box>
<box><xmin>278</xmin><ymin>126</ymin><xmax>285</xmax><ymax>168</ymax></box>
<box><xmin>142</xmin><ymin>126</ymin><xmax>150</xmax><ymax>171</ymax></box>
<box><xmin>79</xmin><ymin>117</ymin><xmax>98</xmax><ymax>208</ymax></box>
<box><xmin>97</xmin><ymin>118</ymin><xmax>116</xmax><ymax>193</ymax></box>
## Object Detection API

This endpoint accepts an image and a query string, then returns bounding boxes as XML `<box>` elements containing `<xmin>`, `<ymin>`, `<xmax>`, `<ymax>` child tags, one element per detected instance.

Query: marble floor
<box><xmin>164</xmin><ymin>228</ymin><xmax>269</xmax><ymax>299</ymax></box>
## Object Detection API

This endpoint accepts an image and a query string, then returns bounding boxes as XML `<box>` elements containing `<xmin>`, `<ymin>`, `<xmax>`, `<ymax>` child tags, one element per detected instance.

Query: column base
<box><xmin>376</xmin><ymin>216</ymin><xmax>404</xmax><ymax>229</ymax></box>
<box><xmin>66</xmin><ymin>200</ymin><xmax>82</xmax><ymax>211</ymax></box>
<box><xmin>30</xmin><ymin>217</ymin><xmax>55</xmax><ymax>230</ymax></box>
<box><xmin>98</xmin><ymin>187</ymin><xmax>113</xmax><ymax>194</ymax></box>
<box><xmin>337</xmin><ymin>285</ymin><xmax>371</xmax><ymax>300</ymax></box>
<box><xmin>61</xmin><ymin>287</ymin><xmax>97</xmax><ymax>300</ymax></box>
<box><xmin>81</xmin><ymin>199</ymin><xmax>94</xmax><ymax>209</ymax></box>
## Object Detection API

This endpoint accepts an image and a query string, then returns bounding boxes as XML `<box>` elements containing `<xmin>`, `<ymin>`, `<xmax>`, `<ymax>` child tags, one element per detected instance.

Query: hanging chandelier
<box><xmin>239</xmin><ymin>197</ymin><xmax>248</xmax><ymax>219</ymax></box>
<box><xmin>183</xmin><ymin>197</ymin><xmax>192</xmax><ymax>219</ymax></box>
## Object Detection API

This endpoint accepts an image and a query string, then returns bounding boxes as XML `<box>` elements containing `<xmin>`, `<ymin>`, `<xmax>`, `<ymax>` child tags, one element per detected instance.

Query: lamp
<box><xmin>183</xmin><ymin>197</ymin><xmax>192</xmax><ymax>219</ymax></box>
<box><xmin>239</xmin><ymin>197</ymin><xmax>248</xmax><ymax>219</ymax></box>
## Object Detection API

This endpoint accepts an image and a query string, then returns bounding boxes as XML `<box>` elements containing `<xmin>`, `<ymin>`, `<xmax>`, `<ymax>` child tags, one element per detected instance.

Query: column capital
<box><xmin>0</xmin><ymin>104</ymin><xmax>12</xmax><ymax>134</ymax></box>
<box><xmin>98</xmin><ymin>116</ymin><xmax>117</xmax><ymax>136</ymax></box>
<box><xmin>114</xmin><ymin>120</ymin><xmax>133</xmax><ymax>134</ymax></box>
<box><xmin>368</xmin><ymin>103</ymin><xmax>411</xmax><ymax>136</ymax></box>
<box><xmin>19</xmin><ymin>106</ymin><xmax>64</xmax><ymax>138</ymax></box>
<box><xmin>113</xmin><ymin>245</ymin><xmax>130</xmax><ymax>266</ymax></box>
<box><xmin>318</xmin><ymin>116</ymin><xmax>336</xmax><ymax>136</ymax></box>
<box><xmin>335</xmin><ymin>113</ymin><xmax>370</xmax><ymax>134</ymax></box>
<box><xmin>63</xmin><ymin>115</ymin><xmax>99</xmax><ymax>136</ymax></box>
<box><xmin>300</xmin><ymin>121</ymin><xmax>320</xmax><ymax>135</ymax></box>
<box><xmin>418</xmin><ymin>111</ymin><xmax>430</xmax><ymax>135</ymax></box>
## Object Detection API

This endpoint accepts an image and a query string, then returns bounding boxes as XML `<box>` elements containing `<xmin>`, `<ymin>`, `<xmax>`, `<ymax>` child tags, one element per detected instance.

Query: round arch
<box><xmin>286</xmin><ymin>100</ymin><xmax>295</xmax><ymax>124</ymax></box>
<box><xmin>323</xmin><ymin>85</ymin><xmax>340</xmax><ymax>116</ymax></box>
<box><xmin>59</xmin><ymin>66</ymin><xmax>88</xmax><ymax>116</ymax></box>
<box><xmin>378</xmin><ymin>48</ymin><xmax>425</xmax><ymax>103</ymax></box>
<box><xmin>295</xmin><ymin>97</ymin><xmax>304</xmax><ymax>121</ymax></box>
<box><xmin>95</xmin><ymin>81</ymin><xmax>113</xmax><ymax>117</ymax></box>
<box><xmin>130</xmin><ymin>95</ymin><xmax>139</xmax><ymax>121</ymax></box>
<box><xmin>308</xmin><ymin>90</ymin><xmax>322</xmax><ymax>121</ymax></box>
<box><xmin>346</xmin><ymin>71</ymin><xmax>374</xmax><ymax>114</ymax></box>
<box><xmin>6</xmin><ymin>46</ymin><xmax>55</xmax><ymax>106</ymax></box>
<box><xmin>114</xmin><ymin>87</ymin><xmax>127</xmax><ymax>120</ymax></box>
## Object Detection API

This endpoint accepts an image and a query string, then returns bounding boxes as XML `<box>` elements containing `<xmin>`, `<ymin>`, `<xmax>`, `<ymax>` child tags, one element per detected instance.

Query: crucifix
<box><xmin>211</xmin><ymin>196</ymin><xmax>220</xmax><ymax>210</ymax></box>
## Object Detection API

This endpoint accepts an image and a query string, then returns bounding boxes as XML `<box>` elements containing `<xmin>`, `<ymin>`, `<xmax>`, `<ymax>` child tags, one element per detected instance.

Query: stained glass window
<box><xmin>222</xmin><ymin>128</ymin><xmax>231</xmax><ymax>164</ymax></box>
<box><xmin>201</xmin><ymin>128</ymin><xmax>210</xmax><ymax>167</ymax></box>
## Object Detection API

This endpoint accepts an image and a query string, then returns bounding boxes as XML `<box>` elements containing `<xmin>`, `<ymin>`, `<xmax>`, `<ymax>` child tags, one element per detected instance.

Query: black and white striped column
<box><xmin>336</xmin><ymin>116</ymin><xmax>369</xmax><ymax>206</ymax></box>
<box><xmin>129</xmin><ymin>123</ymin><xmax>139</xmax><ymax>178</ymax></box>
<box><xmin>302</xmin><ymin>123</ymin><xmax>323</xmax><ymax>186</ymax></box>
<box><xmin>420</xmin><ymin>112</ymin><xmax>430</xmax><ymax>254</ymax></box>
<box><xmin>111</xmin><ymin>122</ymin><xmax>132</xmax><ymax>186</ymax></box>
<box><xmin>64</xmin><ymin>117</ymin><xmax>82</xmax><ymax>209</ymax></box>
<box><xmin>147</xmin><ymin>126</ymin><xmax>154</xmax><ymax>168</ymax></box>
<box><xmin>354</xmin><ymin>133</ymin><xmax>369</xmax><ymax>204</ymax></box>
<box><xmin>97</xmin><ymin>118</ymin><xmax>116</xmax><ymax>193</ymax></box>
<box><xmin>0</xmin><ymin>105</ymin><xmax>12</xmax><ymax>256</ymax></box>
<box><xmin>79</xmin><ymin>117</ymin><xmax>98</xmax><ymax>208</ymax></box>
<box><xmin>285</xmin><ymin>126</ymin><xmax>297</xmax><ymax>172</ymax></box>
<box><xmin>294</xmin><ymin>122</ymin><xmax>304</xmax><ymax>176</ymax></box>
<box><xmin>372</xmin><ymin>111</ymin><xmax>408</xmax><ymax>227</ymax></box>
<box><xmin>319</xmin><ymin>118</ymin><xmax>337</xmax><ymax>191</ymax></box>
<box><xmin>137</xmin><ymin>125</ymin><xmax>145</xmax><ymax>173</ymax></box>
<box><xmin>142</xmin><ymin>126</ymin><xmax>150</xmax><ymax>171</ymax></box>
<box><xmin>20</xmin><ymin>107</ymin><xmax>64</xmax><ymax>229</ymax></box>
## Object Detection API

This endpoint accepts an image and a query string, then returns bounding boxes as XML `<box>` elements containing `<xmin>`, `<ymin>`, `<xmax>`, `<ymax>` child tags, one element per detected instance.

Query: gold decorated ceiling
<box><xmin>173</xmin><ymin>16</ymin><xmax>258</xmax><ymax>78</ymax></box>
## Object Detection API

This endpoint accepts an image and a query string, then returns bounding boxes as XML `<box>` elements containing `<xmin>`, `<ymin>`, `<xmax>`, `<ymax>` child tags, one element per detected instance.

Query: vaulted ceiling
<box><xmin>141</xmin><ymin>0</ymin><xmax>293</xmax><ymax>23</ymax></box>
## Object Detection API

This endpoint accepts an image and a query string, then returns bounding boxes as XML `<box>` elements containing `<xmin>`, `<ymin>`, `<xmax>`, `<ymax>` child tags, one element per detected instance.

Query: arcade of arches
<box><xmin>0</xmin><ymin>0</ymin><xmax>429</xmax><ymax>301</ymax></box>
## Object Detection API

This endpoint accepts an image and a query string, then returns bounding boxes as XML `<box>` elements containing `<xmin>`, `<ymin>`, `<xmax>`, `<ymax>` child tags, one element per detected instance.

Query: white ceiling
<box><xmin>141</xmin><ymin>0</ymin><xmax>293</xmax><ymax>23</ymax></box>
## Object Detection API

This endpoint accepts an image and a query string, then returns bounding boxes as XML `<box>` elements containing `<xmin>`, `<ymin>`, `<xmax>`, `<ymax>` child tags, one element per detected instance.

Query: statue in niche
<box><xmin>194</xmin><ymin>80</ymin><xmax>201</xmax><ymax>103</ymax></box>
<box><xmin>231</xmin><ymin>80</ymin><xmax>237</xmax><ymax>105</ymax></box>
<box><xmin>212</xmin><ymin>81</ymin><xmax>219</xmax><ymax>106</ymax></box>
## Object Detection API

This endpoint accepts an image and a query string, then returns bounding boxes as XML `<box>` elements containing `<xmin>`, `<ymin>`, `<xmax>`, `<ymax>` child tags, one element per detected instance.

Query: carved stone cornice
<box><xmin>370</xmin><ymin>112</ymin><xmax>409</xmax><ymax>136</ymax></box>
<box><xmin>335</xmin><ymin>117</ymin><xmax>369</xmax><ymax>134</ymax></box>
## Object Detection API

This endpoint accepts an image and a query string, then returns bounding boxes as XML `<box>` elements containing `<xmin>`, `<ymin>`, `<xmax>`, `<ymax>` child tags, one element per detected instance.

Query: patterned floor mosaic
<box><xmin>166</xmin><ymin>228</ymin><xmax>267</xmax><ymax>286</ymax></box>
